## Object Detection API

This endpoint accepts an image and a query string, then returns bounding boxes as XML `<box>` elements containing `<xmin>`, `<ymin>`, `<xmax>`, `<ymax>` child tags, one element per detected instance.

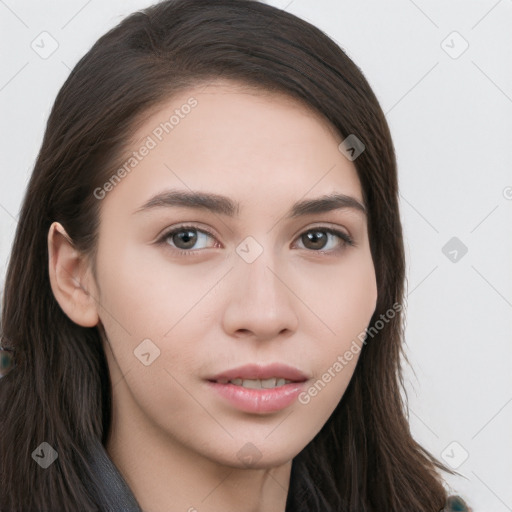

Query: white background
<box><xmin>1</xmin><ymin>1</ymin><xmax>511</xmax><ymax>509</ymax></box>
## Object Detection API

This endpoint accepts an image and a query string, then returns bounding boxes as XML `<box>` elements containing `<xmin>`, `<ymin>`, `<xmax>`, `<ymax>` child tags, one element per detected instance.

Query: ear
<box><xmin>48</xmin><ymin>221</ymin><xmax>99</xmax><ymax>327</ymax></box>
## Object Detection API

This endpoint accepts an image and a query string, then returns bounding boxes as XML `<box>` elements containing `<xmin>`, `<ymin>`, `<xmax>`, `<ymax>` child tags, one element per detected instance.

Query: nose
<box><xmin>221</xmin><ymin>247</ymin><xmax>299</xmax><ymax>342</ymax></box>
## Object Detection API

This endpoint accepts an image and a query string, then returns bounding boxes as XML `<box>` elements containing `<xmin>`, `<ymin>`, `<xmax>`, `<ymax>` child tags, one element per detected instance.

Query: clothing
<box><xmin>86</xmin><ymin>438</ymin><xmax>143</xmax><ymax>512</ymax></box>
<box><xmin>87</xmin><ymin>439</ymin><xmax>471</xmax><ymax>511</ymax></box>
<box><xmin>442</xmin><ymin>495</ymin><xmax>472</xmax><ymax>511</ymax></box>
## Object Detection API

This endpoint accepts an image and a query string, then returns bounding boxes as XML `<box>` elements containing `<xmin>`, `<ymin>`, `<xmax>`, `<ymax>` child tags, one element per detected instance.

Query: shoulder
<box><xmin>442</xmin><ymin>495</ymin><xmax>471</xmax><ymax>511</ymax></box>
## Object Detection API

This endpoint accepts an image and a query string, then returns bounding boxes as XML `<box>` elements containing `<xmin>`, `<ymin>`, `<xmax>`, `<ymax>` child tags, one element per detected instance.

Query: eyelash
<box><xmin>156</xmin><ymin>223</ymin><xmax>355</xmax><ymax>257</ymax></box>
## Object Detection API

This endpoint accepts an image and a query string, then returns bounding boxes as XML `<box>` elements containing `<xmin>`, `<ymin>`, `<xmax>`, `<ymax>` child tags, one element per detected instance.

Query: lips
<box><xmin>207</xmin><ymin>363</ymin><xmax>309</xmax><ymax>383</ymax></box>
<box><xmin>206</xmin><ymin>364</ymin><xmax>309</xmax><ymax>413</ymax></box>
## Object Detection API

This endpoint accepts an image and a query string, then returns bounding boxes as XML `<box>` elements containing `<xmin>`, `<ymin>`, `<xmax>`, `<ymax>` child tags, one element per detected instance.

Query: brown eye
<box><xmin>170</xmin><ymin>228</ymin><xmax>199</xmax><ymax>250</ymax></box>
<box><xmin>157</xmin><ymin>224</ymin><xmax>217</xmax><ymax>255</ymax></box>
<box><xmin>301</xmin><ymin>230</ymin><xmax>328</xmax><ymax>250</ymax></box>
<box><xmin>297</xmin><ymin>228</ymin><xmax>353</xmax><ymax>252</ymax></box>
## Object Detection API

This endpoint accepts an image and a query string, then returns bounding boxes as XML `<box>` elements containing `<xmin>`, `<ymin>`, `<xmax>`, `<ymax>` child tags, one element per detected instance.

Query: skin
<box><xmin>48</xmin><ymin>80</ymin><xmax>378</xmax><ymax>512</ymax></box>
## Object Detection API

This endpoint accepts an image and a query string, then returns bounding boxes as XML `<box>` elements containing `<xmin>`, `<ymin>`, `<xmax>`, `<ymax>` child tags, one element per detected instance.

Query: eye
<box><xmin>156</xmin><ymin>224</ymin><xmax>354</xmax><ymax>256</ymax></box>
<box><xmin>294</xmin><ymin>227</ymin><xmax>354</xmax><ymax>253</ymax></box>
<box><xmin>157</xmin><ymin>224</ymin><xmax>218</xmax><ymax>255</ymax></box>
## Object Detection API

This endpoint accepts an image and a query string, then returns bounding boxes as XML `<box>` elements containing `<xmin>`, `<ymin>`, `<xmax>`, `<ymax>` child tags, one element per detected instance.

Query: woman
<box><xmin>0</xmin><ymin>0</ymin><xmax>471</xmax><ymax>510</ymax></box>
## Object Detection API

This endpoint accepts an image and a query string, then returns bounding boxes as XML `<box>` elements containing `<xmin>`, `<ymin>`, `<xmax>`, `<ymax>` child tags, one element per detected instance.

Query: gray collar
<box><xmin>86</xmin><ymin>438</ymin><xmax>144</xmax><ymax>512</ymax></box>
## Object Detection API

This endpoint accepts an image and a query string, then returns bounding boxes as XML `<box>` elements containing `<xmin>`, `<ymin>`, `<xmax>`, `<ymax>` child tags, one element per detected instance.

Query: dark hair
<box><xmin>1</xmin><ymin>0</ymin><xmax>465</xmax><ymax>510</ymax></box>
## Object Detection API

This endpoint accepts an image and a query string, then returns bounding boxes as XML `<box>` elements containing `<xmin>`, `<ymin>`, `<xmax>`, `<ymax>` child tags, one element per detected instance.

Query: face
<box><xmin>89</xmin><ymin>80</ymin><xmax>377</xmax><ymax>468</ymax></box>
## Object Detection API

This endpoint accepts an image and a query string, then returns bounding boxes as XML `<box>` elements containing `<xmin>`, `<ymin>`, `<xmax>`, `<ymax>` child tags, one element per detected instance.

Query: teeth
<box><xmin>226</xmin><ymin>378</ymin><xmax>292</xmax><ymax>389</ymax></box>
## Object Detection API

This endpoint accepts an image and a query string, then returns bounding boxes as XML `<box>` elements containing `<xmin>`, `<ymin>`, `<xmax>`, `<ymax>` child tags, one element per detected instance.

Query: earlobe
<box><xmin>47</xmin><ymin>221</ymin><xmax>99</xmax><ymax>327</ymax></box>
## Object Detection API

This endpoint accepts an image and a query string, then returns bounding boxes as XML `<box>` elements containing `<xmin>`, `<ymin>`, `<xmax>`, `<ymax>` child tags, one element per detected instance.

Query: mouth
<box><xmin>207</xmin><ymin>377</ymin><xmax>302</xmax><ymax>389</ymax></box>
<box><xmin>207</xmin><ymin>362</ymin><xmax>309</xmax><ymax>387</ymax></box>
<box><xmin>205</xmin><ymin>363</ymin><xmax>309</xmax><ymax>413</ymax></box>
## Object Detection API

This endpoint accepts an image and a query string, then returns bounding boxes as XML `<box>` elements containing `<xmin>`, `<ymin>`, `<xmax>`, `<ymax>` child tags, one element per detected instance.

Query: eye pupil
<box><xmin>174</xmin><ymin>229</ymin><xmax>197</xmax><ymax>249</ymax></box>
<box><xmin>303</xmin><ymin>231</ymin><xmax>327</xmax><ymax>249</ymax></box>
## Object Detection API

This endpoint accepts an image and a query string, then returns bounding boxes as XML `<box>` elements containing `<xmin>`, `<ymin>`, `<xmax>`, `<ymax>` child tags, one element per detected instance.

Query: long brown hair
<box><xmin>1</xmin><ymin>0</ymin><xmax>460</xmax><ymax>510</ymax></box>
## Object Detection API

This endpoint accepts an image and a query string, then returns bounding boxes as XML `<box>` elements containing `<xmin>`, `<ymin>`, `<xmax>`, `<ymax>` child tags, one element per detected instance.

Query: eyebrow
<box><xmin>132</xmin><ymin>189</ymin><xmax>366</xmax><ymax>218</ymax></box>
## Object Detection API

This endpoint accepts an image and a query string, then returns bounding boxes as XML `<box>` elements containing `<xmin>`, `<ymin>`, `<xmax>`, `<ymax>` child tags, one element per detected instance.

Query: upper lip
<box><xmin>208</xmin><ymin>363</ymin><xmax>309</xmax><ymax>383</ymax></box>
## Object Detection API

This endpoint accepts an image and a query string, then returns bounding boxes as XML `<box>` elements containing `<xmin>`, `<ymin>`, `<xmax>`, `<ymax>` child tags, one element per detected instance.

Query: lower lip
<box><xmin>206</xmin><ymin>380</ymin><xmax>307</xmax><ymax>413</ymax></box>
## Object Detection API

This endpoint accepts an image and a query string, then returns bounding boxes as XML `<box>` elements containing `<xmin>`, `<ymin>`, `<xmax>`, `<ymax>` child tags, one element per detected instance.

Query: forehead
<box><xmin>104</xmin><ymin>80</ymin><xmax>363</xmax><ymax>213</ymax></box>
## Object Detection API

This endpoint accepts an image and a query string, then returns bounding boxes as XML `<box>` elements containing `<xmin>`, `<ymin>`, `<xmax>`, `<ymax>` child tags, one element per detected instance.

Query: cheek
<box><xmin>295</xmin><ymin>251</ymin><xmax>376</xmax><ymax>415</ymax></box>
<box><xmin>94</xmin><ymin>239</ymin><xmax>217</xmax><ymax>377</ymax></box>
<box><xmin>297</xmin><ymin>248</ymin><xmax>377</xmax><ymax>341</ymax></box>
<box><xmin>94</xmin><ymin>238</ymin><xmax>188</xmax><ymax>332</ymax></box>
